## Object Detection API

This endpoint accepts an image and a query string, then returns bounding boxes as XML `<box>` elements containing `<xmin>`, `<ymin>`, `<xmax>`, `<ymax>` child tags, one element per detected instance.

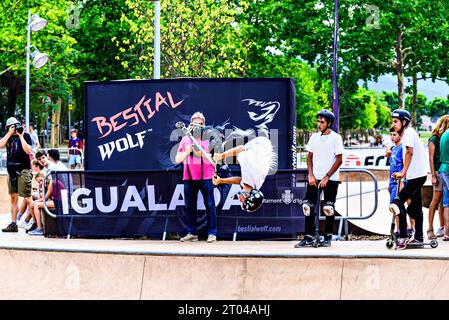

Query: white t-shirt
<box><xmin>30</xmin><ymin>131</ymin><xmax>39</xmax><ymax>151</ymax></box>
<box><xmin>401</xmin><ymin>127</ymin><xmax>427</xmax><ymax>179</ymax></box>
<box><xmin>306</xmin><ymin>130</ymin><xmax>344</xmax><ymax>181</ymax></box>
<box><xmin>237</xmin><ymin>137</ymin><xmax>277</xmax><ymax>190</ymax></box>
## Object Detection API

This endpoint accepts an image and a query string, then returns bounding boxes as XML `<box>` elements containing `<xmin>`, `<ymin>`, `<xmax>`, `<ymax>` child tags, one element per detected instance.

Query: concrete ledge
<box><xmin>0</xmin><ymin>249</ymin><xmax>448</xmax><ymax>300</ymax></box>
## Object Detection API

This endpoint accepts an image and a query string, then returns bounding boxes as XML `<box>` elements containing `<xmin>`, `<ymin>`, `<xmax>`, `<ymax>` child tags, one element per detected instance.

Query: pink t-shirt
<box><xmin>178</xmin><ymin>136</ymin><xmax>215</xmax><ymax>180</ymax></box>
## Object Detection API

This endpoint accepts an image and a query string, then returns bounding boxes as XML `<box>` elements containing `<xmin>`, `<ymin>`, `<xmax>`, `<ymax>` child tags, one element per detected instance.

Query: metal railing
<box><xmin>0</xmin><ymin>147</ymin><xmax>84</xmax><ymax>171</ymax></box>
<box><xmin>326</xmin><ymin>168</ymin><xmax>378</xmax><ymax>240</ymax></box>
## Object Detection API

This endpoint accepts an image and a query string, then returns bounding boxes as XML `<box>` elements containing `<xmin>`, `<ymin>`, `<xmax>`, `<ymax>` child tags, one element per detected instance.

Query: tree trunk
<box><xmin>411</xmin><ymin>74</ymin><xmax>418</xmax><ymax>128</ymax></box>
<box><xmin>395</xmin><ymin>27</ymin><xmax>405</xmax><ymax>109</ymax></box>
<box><xmin>56</xmin><ymin>97</ymin><xmax>62</xmax><ymax>148</ymax></box>
<box><xmin>50</xmin><ymin>109</ymin><xmax>56</xmax><ymax>148</ymax></box>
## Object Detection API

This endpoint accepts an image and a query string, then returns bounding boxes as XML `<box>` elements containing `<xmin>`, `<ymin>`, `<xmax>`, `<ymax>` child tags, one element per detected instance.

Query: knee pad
<box><xmin>389</xmin><ymin>198</ymin><xmax>402</xmax><ymax>216</ymax></box>
<box><xmin>302</xmin><ymin>200</ymin><xmax>314</xmax><ymax>217</ymax></box>
<box><xmin>323</xmin><ymin>201</ymin><xmax>335</xmax><ymax>216</ymax></box>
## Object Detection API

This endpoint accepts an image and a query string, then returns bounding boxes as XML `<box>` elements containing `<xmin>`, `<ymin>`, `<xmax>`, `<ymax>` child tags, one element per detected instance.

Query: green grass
<box><xmin>419</xmin><ymin>130</ymin><xmax>431</xmax><ymax>144</ymax></box>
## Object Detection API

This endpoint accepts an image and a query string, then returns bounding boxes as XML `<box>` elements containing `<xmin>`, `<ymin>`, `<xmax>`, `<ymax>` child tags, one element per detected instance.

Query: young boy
<box><xmin>68</xmin><ymin>129</ymin><xmax>83</xmax><ymax>169</ymax></box>
<box><xmin>386</xmin><ymin>127</ymin><xmax>414</xmax><ymax>237</ymax></box>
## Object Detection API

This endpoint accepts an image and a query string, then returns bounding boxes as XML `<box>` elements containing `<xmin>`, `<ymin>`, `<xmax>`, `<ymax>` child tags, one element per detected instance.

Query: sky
<box><xmin>360</xmin><ymin>74</ymin><xmax>449</xmax><ymax>101</ymax></box>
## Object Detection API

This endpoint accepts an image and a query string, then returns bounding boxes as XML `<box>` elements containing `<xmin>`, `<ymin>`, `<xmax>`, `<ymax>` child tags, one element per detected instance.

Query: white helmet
<box><xmin>190</xmin><ymin>112</ymin><xmax>205</xmax><ymax>124</ymax></box>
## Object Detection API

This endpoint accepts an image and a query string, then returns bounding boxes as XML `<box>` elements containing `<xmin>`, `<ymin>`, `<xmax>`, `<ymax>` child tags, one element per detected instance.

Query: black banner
<box><xmin>44</xmin><ymin>170</ymin><xmax>306</xmax><ymax>239</ymax></box>
<box><xmin>84</xmin><ymin>78</ymin><xmax>297</xmax><ymax>171</ymax></box>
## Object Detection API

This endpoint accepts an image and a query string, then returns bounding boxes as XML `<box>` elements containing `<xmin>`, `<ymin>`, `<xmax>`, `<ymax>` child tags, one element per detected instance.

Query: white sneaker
<box><xmin>24</xmin><ymin>218</ymin><xmax>35</xmax><ymax>231</ymax></box>
<box><xmin>206</xmin><ymin>235</ymin><xmax>217</xmax><ymax>243</ymax></box>
<box><xmin>180</xmin><ymin>233</ymin><xmax>198</xmax><ymax>242</ymax></box>
<box><xmin>18</xmin><ymin>219</ymin><xmax>28</xmax><ymax>229</ymax></box>
<box><xmin>436</xmin><ymin>227</ymin><xmax>444</xmax><ymax>238</ymax></box>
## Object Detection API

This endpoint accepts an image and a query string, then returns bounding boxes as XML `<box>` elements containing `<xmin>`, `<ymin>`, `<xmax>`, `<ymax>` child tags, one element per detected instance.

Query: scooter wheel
<box><xmin>386</xmin><ymin>239</ymin><xmax>394</xmax><ymax>249</ymax></box>
<box><xmin>430</xmin><ymin>240</ymin><xmax>438</xmax><ymax>248</ymax></box>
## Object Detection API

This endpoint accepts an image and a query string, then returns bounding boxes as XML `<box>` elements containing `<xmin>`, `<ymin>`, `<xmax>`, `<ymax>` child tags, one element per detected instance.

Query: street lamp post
<box><xmin>154</xmin><ymin>0</ymin><xmax>160</xmax><ymax>79</ymax></box>
<box><xmin>25</xmin><ymin>10</ymin><xmax>48</xmax><ymax>133</ymax></box>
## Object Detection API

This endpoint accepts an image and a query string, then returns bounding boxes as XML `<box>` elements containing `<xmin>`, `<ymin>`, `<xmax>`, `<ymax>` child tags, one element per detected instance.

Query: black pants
<box><xmin>397</xmin><ymin>176</ymin><xmax>426</xmax><ymax>241</ymax></box>
<box><xmin>304</xmin><ymin>180</ymin><xmax>339</xmax><ymax>236</ymax></box>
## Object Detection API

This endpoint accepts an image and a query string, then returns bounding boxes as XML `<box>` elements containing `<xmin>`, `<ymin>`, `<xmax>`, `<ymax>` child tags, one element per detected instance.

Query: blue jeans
<box><xmin>439</xmin><ymin>172</ymin><xmax>449</xmax><ymax>208</ymax></box>
<box><xmin>184</xmin><ymin>179</ymin><xmax>217</xmax><ymax>236</ymax></box>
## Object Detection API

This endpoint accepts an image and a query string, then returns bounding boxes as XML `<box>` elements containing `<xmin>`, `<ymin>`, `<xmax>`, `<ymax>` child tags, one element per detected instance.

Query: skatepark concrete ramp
<box><xmin>0</xmin><ymin>238</ymin><xmax>448</xmax><ymax>300</ymax></box>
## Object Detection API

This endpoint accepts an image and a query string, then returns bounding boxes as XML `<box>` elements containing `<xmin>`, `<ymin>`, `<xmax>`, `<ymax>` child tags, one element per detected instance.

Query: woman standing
<box><xmin>427</xmin><ymin>115</ymin><xmax>449</xmax><ymax>239</ymax></box>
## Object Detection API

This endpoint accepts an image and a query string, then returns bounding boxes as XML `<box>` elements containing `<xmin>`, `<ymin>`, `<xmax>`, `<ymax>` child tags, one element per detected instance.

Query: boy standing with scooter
<box><xmin>295</xmin><ymin>109</ymin><xmax>344</xmax><ymax>248</ymax></box>
<box><xmin>390</xmin><ymin>109</ymin><xmax>428</xmax><ymax>249</ymax></box>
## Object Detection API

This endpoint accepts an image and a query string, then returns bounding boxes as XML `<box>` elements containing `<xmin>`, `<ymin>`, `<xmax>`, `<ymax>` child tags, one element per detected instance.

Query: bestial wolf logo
<box><xmin>98</xmin><ymin>129</ymin><xmax>150</xmax><ymax>161</ymax></box>
<box><xmin>282</xmin><ymin>190</ymin><xmax>294</xmax><ymax>205</ymax></box>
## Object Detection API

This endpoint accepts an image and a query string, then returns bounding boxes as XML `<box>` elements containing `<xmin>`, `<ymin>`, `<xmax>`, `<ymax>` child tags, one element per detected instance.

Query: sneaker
<box><xmin>395</xmin><ymin>238</ymin><xmax>410</xmax><ymax>250</ymax></box>
<box><xmin>394</xmin><ymin>231</ymin><xmax>400</xmax><ymax>239</ymax></box>
<box><xmin>180</xmin><ymin>233</ymin><xmax>198</xmax><ymax>242</ymax></box>
<box><xmin>25</xmin><ymin>223</ymin><xmax>38</xmax><ymax>233</ymax></box>
<box><xmin>436</xmin><ymin>227</ymin><xmax>444</xmax><ymax>238</ymax></box>
<box><xmin>28</xmin><ymin>228</ymin><xmax>43</xmax><ymax>236</ymax></box>
<box><xmin>206</xmin><ymin>235</ymin><xmax>217</xmax><ymax>243</ymax></box>
<box><xmin>389</xmin><ymin>203</ymin><xmax>400</xmax><ymax>216</ymax></box>
<box><xmin>322</xmin><ymin>233</ymin><xmax>332</xmax><ymax>247</ymax></box>
<box><xmin>2</xmin><ymin>222</ymin><xmax>18</xmax><ymax>233</ymax></box>
<box><xmin>294</xmin><ymin>235</ymin><xmax>314</xmax><ymax>247</ymax></box>
<box><xmin>24</xmin><ymin>221</ymin><xmax>34</xmax><ymax>231</ymax></box>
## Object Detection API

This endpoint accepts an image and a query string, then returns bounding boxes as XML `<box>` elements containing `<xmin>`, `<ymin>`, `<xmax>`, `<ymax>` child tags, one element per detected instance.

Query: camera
<box><xmin>10</xmin><ymin>124</ymin><xmax>23</xmax><ymax>134</ymax></box>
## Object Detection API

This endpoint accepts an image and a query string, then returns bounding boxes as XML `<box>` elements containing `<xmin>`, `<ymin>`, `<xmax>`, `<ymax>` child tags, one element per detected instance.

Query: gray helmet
<box><xmin>5</xmin><ymin>117</ymin><xmax>20</xmax><ymax>128</ymax></box>
<box><xmin>239</xmin><ymin>189</ymin><xmax>264</xmax><ymax>213</ymax></box>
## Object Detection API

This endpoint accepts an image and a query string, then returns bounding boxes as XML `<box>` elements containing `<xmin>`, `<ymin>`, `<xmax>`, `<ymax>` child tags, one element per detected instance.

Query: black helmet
<box><xmin>391</xmin><ymin>109</ymin><xmax>411</xmax><ymax>123</ymax></box>
<box><xmin>239</xmin><ymin>189</ymin><xmax>264</xmax><ymax>213</ymax></box>
<box><xmin>317</xmin><ymin>109</ymin><xmax>335</xmax><ymax>126</ymax></box>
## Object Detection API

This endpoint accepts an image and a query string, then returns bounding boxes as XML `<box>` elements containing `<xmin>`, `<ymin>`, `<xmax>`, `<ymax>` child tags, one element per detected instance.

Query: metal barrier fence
<box><xmin>0</xmin><ymin>147</ymin><xmax>84</xmax><ymax>171</ymax></box>
<box><xmin>41</xmin><ymin>167</ymin><xmax>378</xmax><ymax>240</ymax></box>
<box><xmin>333</xmin><ymin>168</ymin><xmax>378</xmax><ymax>240</ymax></box>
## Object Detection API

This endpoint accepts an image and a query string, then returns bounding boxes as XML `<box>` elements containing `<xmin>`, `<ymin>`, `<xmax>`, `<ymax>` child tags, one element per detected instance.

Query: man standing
<box><xmin>295</xmin><ymin>109</ymin><xmax>344</xmax><ymax>247</ymax></box>
<box><xmin>28</xmin><ymin>122</ymin><xmax>40</xmax><ymax>154</ymax></box>
<box><xmin>0</xmin><ymin>117</ymin><xmax>33</xmax><ymax>232</ymax></box>
<box><xmin>175</xmin><ymin>112</ymin><xmax>217</xmax><ymax>243</ymax></box>
<box><xmin>390</xmin><ymin>109</ymin><xmax>428</xmax><ymax>249</ymax></box>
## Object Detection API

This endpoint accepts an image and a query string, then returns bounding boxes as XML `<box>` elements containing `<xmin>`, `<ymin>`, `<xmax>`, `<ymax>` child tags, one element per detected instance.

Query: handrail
<box><xmin>41</xmin><ymin>170</ymin><xmax>57</xmax><ymax>218</ymax></box>
<box><xmin>320</xmin><ymin>168</ymin><xmax>379</xmax><ymax>240</ymax></box>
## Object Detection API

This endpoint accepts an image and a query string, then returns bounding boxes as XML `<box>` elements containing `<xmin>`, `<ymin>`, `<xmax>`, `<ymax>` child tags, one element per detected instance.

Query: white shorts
<box><xmin>237</xmin><ymin>137</ymin><xmax>277</xmax><ymax>189</ymax></box>
<box><xmin>68</xmin><ymin>154</ymin><xmax>81</xmax><ymax>165</ymax></box>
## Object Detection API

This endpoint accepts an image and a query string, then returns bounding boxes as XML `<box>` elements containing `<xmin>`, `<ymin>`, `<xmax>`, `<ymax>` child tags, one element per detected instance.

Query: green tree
<box><xmin>119</xmin><ymin>0</ymin><xmax>248</xmax><ymax>78</ymax></box>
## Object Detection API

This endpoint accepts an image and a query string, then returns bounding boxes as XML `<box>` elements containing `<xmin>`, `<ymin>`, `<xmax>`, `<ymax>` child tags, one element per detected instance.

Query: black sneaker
<box><xmin>2</xmin><ymin>222</ymin><xmax>18</xmax><ymax>233</ymax></box>
<box><xmin>295</xmin><ymin>235</ymin><xmax>314</xmax><ymax>248</ymax></box>
<box><xmin>323</xmin><ymin>233</ymin><xmax>332</xmax><ymax>247</ymax></box>
<box><xmin>26</xmin><ymin>223</ymin><xmax>38</xmax><ymax>234</ymax></box>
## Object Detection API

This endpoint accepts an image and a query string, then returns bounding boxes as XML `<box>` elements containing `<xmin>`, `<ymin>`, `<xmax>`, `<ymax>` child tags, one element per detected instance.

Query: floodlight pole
<box><xmin>25</xmin><ymin>10</ymin><xmax>31</xmax><ymax>133</ymax></box>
